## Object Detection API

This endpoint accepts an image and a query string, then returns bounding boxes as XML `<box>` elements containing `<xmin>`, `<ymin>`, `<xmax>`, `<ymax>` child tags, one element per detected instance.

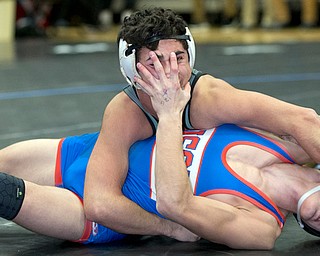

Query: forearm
<box><xmin>253</xmin><ymin>94</ymin><xmax>315</xmax><ymax>134</ymax></box>
<box><xmin>155</xmin><ymin>114</ymin><xmax>193</xmax><ymax>216</ymax></box>
<box><xmin>83</xmin><ymin>93</ymin><xmax>197</xmax><ymax>241</ymax></box>
<box><xmin>286</xmin><ymin>108</ymin><xmax>320</xmax><ymax>162</ymax></box>
<box><xmin>219</xmin><ymin>88</ymin><xmax>320</xmax><ymax>162</ymax></box>
<box><xmin>94</xmin><ymin>193</ymin><xmax>175</xmax><ymax>236</ymax></box>
<box><xmin>85</xmin><ymin>182</ymin><xmax>198</xmax><ymax>241</ymax></box>
<box><xmin>85</xmin><ymin>154</ymin><xmax>175</xmax><ymax>236</ymax></box>
<box><xmin>244</xmin><ymin>92</ymin><xmax>320</xmax><ymax>162</ymax></box>
<box><xmin>207</xmin><ymin>82</ymin><xmax>318</xmax><ymax>138</ymax></box>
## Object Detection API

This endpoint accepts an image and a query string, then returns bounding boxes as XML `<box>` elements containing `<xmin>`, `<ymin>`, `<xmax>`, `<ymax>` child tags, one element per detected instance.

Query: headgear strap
<box><xmin>119</xmin><ymin>27</ymin><xmax>196</xmax><ymax>89</ymax></box>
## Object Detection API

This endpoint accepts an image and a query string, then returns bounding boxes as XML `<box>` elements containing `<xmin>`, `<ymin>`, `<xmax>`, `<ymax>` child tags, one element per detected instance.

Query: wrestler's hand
<box><xmin>167</xmin><ymin>219</ymin><xmax>200</xmax><ymax>242</ymax></box>
<box><xmin>134</xmin><ymin>51</ymin><xmax>191</xmax><ymax>117</ymax></box>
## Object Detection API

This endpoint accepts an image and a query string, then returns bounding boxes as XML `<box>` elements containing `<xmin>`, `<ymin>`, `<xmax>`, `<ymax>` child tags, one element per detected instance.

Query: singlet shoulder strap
<box><xmin>189</xmin><ymin>68</ymin><xmax>203</xmax><ymax>91</ymax></box>
<box><xmin>183</xmin><ymin>69</ymin><xmax>205</xmax><ymax>129</ymax></box>
<box><xmin>123</xmin><ymin>85</ymin><xmax>157</xmax><ymax>135</ymax></box>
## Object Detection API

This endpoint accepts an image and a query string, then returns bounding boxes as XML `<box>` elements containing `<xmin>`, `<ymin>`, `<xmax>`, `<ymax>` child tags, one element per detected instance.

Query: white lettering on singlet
<box><xmin>149</xmin><ymin>129</ymin><xmax>215</xmax><ymax>200</ymax></box>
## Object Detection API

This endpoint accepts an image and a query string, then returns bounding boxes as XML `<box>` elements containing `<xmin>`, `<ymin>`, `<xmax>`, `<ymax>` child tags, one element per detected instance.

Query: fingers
<box><xmin>149</xmin><ymin>52</ymin><xmax>165</xmax><ymax>80</ymax></box>
<box><xmin>184</xmin><ymin>82</ymin><xmax>191</xmax><ymax>94</ymax></box>
<box><xmin>170</xmin><ymin>52</ymin><xmax>179</xmax><ymax>79</ymax></box>
<box><xmin>150</xmin><ymin>51</ymin><xmax>179</xmax><ymax>85</ymax></box>
<box><xmin>134</xmin><ymin>63</ymin><xmax>153</xmax><ymax>95</ymax></box>
<box><xmin>135</xmin><ymin>51</ymin><xmax>180</xmax><ymax>91</ymax></box>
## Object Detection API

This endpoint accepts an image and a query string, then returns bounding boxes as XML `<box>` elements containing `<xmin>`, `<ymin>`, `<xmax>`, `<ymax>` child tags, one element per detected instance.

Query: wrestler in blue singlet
<box><xmin>56</xmin><ymin>124</ymin><xmax>296</xmax><ymax>244</ymax></box>
<box><xmin>56</xmin><ymin>132</ymin><xmax>126</xmax><ymax>243</ymax></box>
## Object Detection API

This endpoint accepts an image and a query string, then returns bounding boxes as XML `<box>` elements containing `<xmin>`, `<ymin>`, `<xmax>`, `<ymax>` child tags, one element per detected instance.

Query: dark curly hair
<box><xmin>118</xmin><ymin>7</ymin><xmax>188</xmax><ymax>52</ymax></box>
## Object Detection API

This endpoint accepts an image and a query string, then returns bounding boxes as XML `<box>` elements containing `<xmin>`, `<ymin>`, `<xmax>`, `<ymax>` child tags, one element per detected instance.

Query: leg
<box><xmin>261</xmin><ymin>0</ymin><xmax>275</xmax><ymax>27</ymax></box>
<box><xmin>269</xmin><ymin>0</ymin><xmax>290</xmax><ymax>25</ymax></box>
<box><xmin>301</xmin><ymin>0</ymin><xmax>318</xmax><ymax>26</ymax></box>
<box><xmin>16</xmin><ymin>181</ymin><xmax>86</xmax><ymax>240</ymax></box>
<box><xmin>192</xmin><ymin>0</ymin><xmax>207</xmax><ymax>24</ymax></box>
<box><xmin>0</xmin><ymin>139</ymin><xmax>60</xmax><ymax>185</ymax></box>
<box><xmin>222</xmin><ymin>0</ymin><xmax>238</xmax><ymax>22</ymax></box>
<box><xmin>0</xmin><ymin>173</ymin><xmax>86</xmax><ymax>241</ymax></box>
<box><xmin>241</xmin><ymin>0</ymin><xmax>258</xmax><ymax>28</ymax></box>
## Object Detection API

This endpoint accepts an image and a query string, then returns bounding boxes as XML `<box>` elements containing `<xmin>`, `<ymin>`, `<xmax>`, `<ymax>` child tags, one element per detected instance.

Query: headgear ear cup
<box><xmin>185</xmin><ymin>27</ymin><xmax>196</xmax><ymax>69</ymax></box>
<box><xmin>118</xmin><ymin>27</ymin><xmax>196</xmax><ymax>88</ymax></box>
<box><xmin>118</xmin><ymin>38</ymin><xmax>143</xmax><ymax>89</ymax></box>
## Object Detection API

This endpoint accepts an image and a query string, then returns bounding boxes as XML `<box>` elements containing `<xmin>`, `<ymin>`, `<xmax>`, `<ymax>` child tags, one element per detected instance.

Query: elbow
<box><xmin>156</xmin><ymin>198</ymin><xmax>174</xmax><ymax>218</ymax></box>
<box><xmin>231</xmin><ymin>237</ymin><xmax>276</xmax><ymax>251</ymax></box>
<box><xmin>253</xmin><ymin>227</ymin><xmax>280</xmax><ymax>250</ymax></box>
<box><xmin>299</xmin><ymin>108</ymin><xmax>318</xmax><ymax>127</ymax></box>
<box><xmin>254</xmin><ymin>225</ymin><xmax>280</xmax><ymax>250</ymax></box>
<box><xmin>257</xmin><ymin>235</ymin><xmax>277</xmax><ymax>250</ymax></box>
<box><xmin>156</xmin><ymin>194</ymin><xmax>189</xmax><ymax>220</ymax></box>
<box><xmin>155</xmin><ymin>180</ymin><xmax>193</xmax><ymax>219</ymax></box>
<box><xmin>293</xmin><ymin>107</ymin><xmax>318</xmax><ymax>129</ymax></box>
<box><xmin>229</xmin><ymin>226</ymin><xmax>279</xmax><ymax>250</ymax></box>
<box><xmin>84</xmin><ymin>194</ymin><xmax>117</xmax><ymax>224</ymax></box>
<box><xmin>258</xmin><ymin>235</ymin><xmax>277</xmax><ymax>250</ymax></box>
<box><xmin>302</xmin><ymin>107</ymin><xmax>318</xmax><ymax>119</ymax></box>
<box><xmin>292</xmin><ymin>107</ymin><xmax>320</xmax><ymax>162</ymax></box>
<box><xmin>84</xmin><ymin>198</ymin><xmax>107</xmax><ymax>223</ymax></box>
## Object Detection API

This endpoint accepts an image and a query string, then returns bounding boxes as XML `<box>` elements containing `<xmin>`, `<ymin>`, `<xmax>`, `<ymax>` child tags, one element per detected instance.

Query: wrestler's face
<box><xmin>137</xmin><ymin>39</ymin><xmax>192</xmax><ymax>88</ymax></box>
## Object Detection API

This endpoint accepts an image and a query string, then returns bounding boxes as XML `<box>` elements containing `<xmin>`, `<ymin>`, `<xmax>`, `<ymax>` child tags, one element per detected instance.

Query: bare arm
<box><xmin>135</xmin><ymin>49</ymin><xmax>320</xmax><ymax>162</ymax></box>
<box><xmin>84</xmin><ymin>93</ymin><xmax>198</xmax><ymax>241</ymax></box>
<box><xmin>136</xmin><ymin>51</ymin><xmax>281</xmax><ymax>249</ymax></box>
<box><xmin>147</xmin><ymin>78</ymin><xmax>279</xmax><ymax>249</ymax></box>
<box><xmin>191</xmin><ymin>76</ymin><xmax>320</xmax><ymax>162</ymax></box>
<box><xmin>155</xmin><ymin>115</ymin><xmax>280</xmax><ymax>249</ymax></box>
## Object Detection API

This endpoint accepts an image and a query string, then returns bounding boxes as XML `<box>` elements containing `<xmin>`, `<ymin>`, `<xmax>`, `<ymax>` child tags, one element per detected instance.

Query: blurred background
<box><xmin>0</xmin><ymin>0</ymin><xmax>320</xmax><ymax>148</ymax></box>
<box><xmin>3</xmin><ymin>0</ymin><xmax>320</xmax><ymax>41</ymax></box>
<box><xmin>0</xmin><ymin>2</ymin><xmax>320</xmax><ymax>255</ymax></box>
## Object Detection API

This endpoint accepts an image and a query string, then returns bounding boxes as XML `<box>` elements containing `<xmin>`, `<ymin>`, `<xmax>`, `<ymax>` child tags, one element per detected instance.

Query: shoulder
<box><xmin>104</xmin><ymin>91</ymin><xmax>140</xmax><ymax>116</ymax></box>
<box><xmin>192</xmin><ymin>75</ymin><xmax>234</xmax><ymax>100</ymax></box>
<box><xmin>187</xmin><ymin>74</ymin><xmax>238</xmax><ymax>128</ymax></box>
<box><xmin>101</xmin><ymin>91</ymin><xmax>153</xmax><ymax>141</ymax></box>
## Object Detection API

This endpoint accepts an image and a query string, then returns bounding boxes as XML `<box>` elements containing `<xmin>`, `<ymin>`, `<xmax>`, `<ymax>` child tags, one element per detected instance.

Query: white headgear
<box><xmin>118</xmin><ymin>27</ymin><xmax>196</xmax><ymax>89</ymax></box>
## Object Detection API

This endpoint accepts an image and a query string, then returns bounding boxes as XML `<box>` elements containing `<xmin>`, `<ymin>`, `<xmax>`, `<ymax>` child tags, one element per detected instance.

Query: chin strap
<box><xmin>296</xmin><ymin>185</ymin><xmax>320</xmax><ymax>228</ymax></box>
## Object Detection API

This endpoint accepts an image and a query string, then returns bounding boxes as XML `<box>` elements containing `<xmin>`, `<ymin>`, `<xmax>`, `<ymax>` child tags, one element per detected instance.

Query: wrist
<box><xmin>158</xmin><ymin>112</ymin><xmax>183</xmax><ymax>124</ymax></box>
<box><xmin>156</xmin><ymin>218</ymin><xmax>175</xmax><ymax>237</ymax></box>
<box><xmin>158</xmin><ymin>117</ymin><xmax>183</xmax><ymax>134</ymax></box>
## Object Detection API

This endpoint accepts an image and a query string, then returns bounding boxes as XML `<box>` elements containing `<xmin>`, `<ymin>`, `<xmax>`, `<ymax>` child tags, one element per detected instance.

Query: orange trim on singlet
<box><xmin>241</xmin><ymin>127</ymin><xmax>297</xmax><ymax>163</ymax></box>
<box><xmin>201</xmin><ymin>189</ymin><xmax>285</xmax><ymax>228</ymax></box>
<box><xmin>221</xmin><ymin>141</ymin><xmax>286</xmax><ymax>226</ymax></box>
<box><xmin>54</xmin><ymin>138</ymin><xmax>65</xmax><ymax>187</ymax></box>
<box><xmin>72</xmin><ymin>194</ymin><xmax>93</xmax><ymax>243</ymax></box>
<box><xmin>54</xmin><ymin>138</ymin><xmax>93</xmax><ymax>243</ymax></box>
<box><xmin>74</xmin><ymin>220</ymin><xmax>93</xmax><ymax>243</ymax></box>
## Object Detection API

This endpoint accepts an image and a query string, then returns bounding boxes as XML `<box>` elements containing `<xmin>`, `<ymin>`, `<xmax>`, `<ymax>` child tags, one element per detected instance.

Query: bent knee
<box><xmin>0</xmin><ymin>146</ymin><xmax>20</xmax><ymax>174</ymax></box>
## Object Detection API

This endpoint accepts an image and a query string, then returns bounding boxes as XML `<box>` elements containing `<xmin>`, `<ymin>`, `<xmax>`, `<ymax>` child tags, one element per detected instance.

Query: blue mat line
<box><xmin>1</xmin><ymin>72</ymin><xmax>320</xmax><ymax>101</ymax></box>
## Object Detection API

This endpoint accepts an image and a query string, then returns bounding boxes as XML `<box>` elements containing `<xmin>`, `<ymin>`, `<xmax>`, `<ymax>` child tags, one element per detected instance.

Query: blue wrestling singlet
<box><xmin>56</xmin><ymin>124</ymin><xmax>296</xmax><ymax>244</ymax></box>
<box><xmin>56</xmin><ymin>132</ymin><xmax>127</xmax><ymax>244</ymax></box>
<box><xmin>124</xmin><ymin>124</ymin><xmax>295</xmax><ymax>227</ymax></box>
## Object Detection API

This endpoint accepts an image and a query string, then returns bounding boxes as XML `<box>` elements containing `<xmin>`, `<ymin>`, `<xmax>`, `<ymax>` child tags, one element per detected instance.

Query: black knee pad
<box><xmin>0</xmin><ymin>173</ymin><xmax>25</xmax><ymax>220</ymax></box>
